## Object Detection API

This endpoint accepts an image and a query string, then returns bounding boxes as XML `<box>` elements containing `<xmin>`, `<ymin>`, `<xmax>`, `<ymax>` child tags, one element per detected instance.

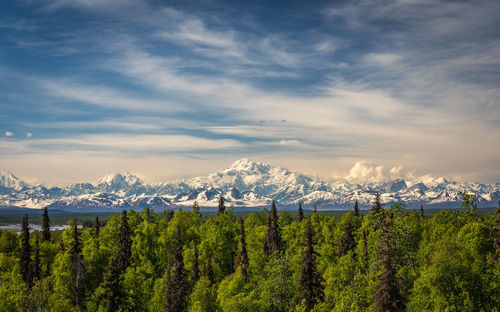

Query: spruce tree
<box><xmin>32</xmin><ymin>233</ymin><xmax>41</xmax><ymax>282</ymax></box>
<box><xmin>371</xmin><ymin>193</ymin><xmax>383</xmax><ymax>213</ymax></box>
<box><xmin>363</xmin><ymin>228</ymin><xmax>369</xmax><ymax>271</ymax></box>
<box><xmin>202</xmin><ymin>260</ymin><xmax>214</xmax><ymax>284</ymax></box>
<box><xmin>98</xmin><ymin>256</ymin><xmax>124</xmax><ymax>312</ymax></box>
<box><xmin>41</xmin><ymin>207</ymin><xmax>51</xmax><ymax>242</ymax></box>
<box><xmin>313</xmin><ymin>204</ymin><xmax>317</xmax><ymax>214</ymax></box>
<box><xmin>297</xmin><ymin>218</ymin><xmax>324</xmax><ymax>311</ymax></box>
<box><xmin>235</xmin><ymin>216</ymin><xmax>249</xmax><ymax>282</ymax></box>
<box><xmin>217</xmin><ymin>196</ymin><xmax>225</xmax><ymax>216</ymax></box>
<box><xmin>373</xmin><ymin>213</ymin><xmax>405</xmax><ymax>312</ymax></box>
<box><xmin>70</xmin><ymin>218</ymin><xmax>86</xmax><ymax>308</ymax></box>
<box><xmin>192</xmin><ymin>201</ymin><xmax>200</xmax><ymax>215</ymax></box>
<box><xmin>354</xmin><ymin>200</ymin><xmax>360</xmax><ymax>217</ymax></box>
<box><xmin>165</xmin><ymin>224</ymin><xmax>187</xmax><ymax>312</ymax></box>
<box><xmin>94</xmin><ymin>215</ymin><xmax>100</xmax><ymax>237</ymax></box>
<box><xmin>493</xmin><ymin>203</ymin><xmax>500</xmax><ymax>261</ymax></box>
<box><xmin>419</xmin><ymin>204</ymin><xmax>424</xmax><ymax>219</ymax></box>
<box><xmin>263</xmin><ymin>200</ymin><xmax>282</xmax><ymax>257</ymax></box>
<box><xmin>117</xmin><ymin>210</ymin><xmax>132</xmax><ymax>272</ymax></box>
<box><xmin>192</xmin><ymin>243</ymin><xmax>200</xmax><ymax>283</ymax></box>
<box><xmin>19</xmin><ymin>213</ymin><xmax>32</xmax><ymax>288</ymax></box>
<box><xmin>298</xmin><ymin>203</ymin><xmax>304</xmax><ymax>222</ymax></box>
<box><xmin>338</xmin><ymin>222</ymin><xmax>356</xmax><ymax>258</ymax></box>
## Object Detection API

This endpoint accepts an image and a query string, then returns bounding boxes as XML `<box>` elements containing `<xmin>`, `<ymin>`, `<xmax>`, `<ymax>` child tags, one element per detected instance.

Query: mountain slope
<box><xmin>1</xmin><ymin>159</ymin><xmax>498</xmax><ymax>210</ymax></box>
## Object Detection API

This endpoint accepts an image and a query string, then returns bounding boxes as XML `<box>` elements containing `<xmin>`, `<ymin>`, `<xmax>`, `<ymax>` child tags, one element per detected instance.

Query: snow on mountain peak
<box><xmin>0</xmin><ymin>170</ymin><xmax>29</xmax><ymax>190</ymax></box>
<box><xmin>227</xmin><ymin>158</ymin><xmax>269</xmax><ymax>173</ymax></box>
<box><xmin>97</xmin><ymin>172</ymin><xmax>143</xmax><ymax>186</ymax></box>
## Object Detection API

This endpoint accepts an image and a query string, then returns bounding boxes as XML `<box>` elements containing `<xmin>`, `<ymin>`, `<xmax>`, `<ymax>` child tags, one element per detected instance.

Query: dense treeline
<box><xmin>0</xmin><ymin>196</ymin><xmax>499</xmax><ymax>311</ymax></box>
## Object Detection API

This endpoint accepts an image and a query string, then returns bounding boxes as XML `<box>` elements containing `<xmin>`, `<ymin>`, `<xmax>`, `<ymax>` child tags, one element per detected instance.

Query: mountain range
<box><xmin>0</xmin><ymin>159</ymin><xmax>499</xmax><ymax>212</ymax></box>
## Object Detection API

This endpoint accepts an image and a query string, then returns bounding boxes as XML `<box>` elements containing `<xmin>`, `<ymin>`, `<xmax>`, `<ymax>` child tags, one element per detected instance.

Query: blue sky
<box><xmin>0</xmin><ymin>0</ymin><xmax>499</xmax><ymax>184</ymax></box>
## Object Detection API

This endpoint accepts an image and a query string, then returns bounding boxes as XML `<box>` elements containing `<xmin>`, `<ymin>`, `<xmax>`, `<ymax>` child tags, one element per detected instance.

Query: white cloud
<box><xmin>364</xmin><ymin>53</ymin><xmax>402</xmax><ymax>66</ymax></box>
<box><xmin>5</xmin><ymin>131</ymin><xmax>14</xmax><ymax>137</ymax></box>
<box><xmin>345</xmin><ymin>161</ymin><xmax>412</xmax><ymax>183</ymax></box>
<box><xmin>26</xmin><ymin>132</ymin><xmax>32</xmax><ymax>138</ymax></box>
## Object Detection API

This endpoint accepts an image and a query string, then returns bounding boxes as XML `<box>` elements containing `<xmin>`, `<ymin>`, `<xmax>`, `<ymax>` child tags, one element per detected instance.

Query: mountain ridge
<box><xmin>1</xmin><ymin>159</ymin><xmax>499</xmax><ymax>211</ymax></box>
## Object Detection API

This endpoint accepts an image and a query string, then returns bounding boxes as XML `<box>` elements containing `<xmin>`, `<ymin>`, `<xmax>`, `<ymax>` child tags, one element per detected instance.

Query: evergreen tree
<box><xmin>263</xmin><ymin>201</ymin><xmax>282</xmax><ymax>257</ymax></box>
<box><xmin>165</xmin><ymin>224</ymin><xmax>187</xmax><ymax>312</ymax></box>
<box><xmin>297</xmin><ymin>218</ymin><xmax>324</xmax><ymax>311</ymax></box>
<box><xmin>217</xmin><ymin>196</ymin><xmax>225</xmax><ymax>216</ymax></box>
<box><xmin>235</xmin><ymin>216</ymin><xmax>249</xmax><ymax>282</ymax></box>
<box><xmin>19</xmin><ymin>213</ymin><xmax>32</xmax><ymax>288</ymax></box>
<box><xmin>166</xmin><ymin>209</ymin><xmax>175</xmax><ymax>222</ymax></box>
<box><xmin>493</xmin><ymin>203</ymin><xmax>500</xmax><ymax>261</ymax></box>
<box><xmin>32</xmin><ymin>233</ymin><xmax>41</xmax><ymax>282</ymax></box>
<box><xmin>363</xmin><ymin>228</ymin><xmax>369</xmax><ymax>271</ymax></box>
<box><xmin>117</xmin><ymin>210</ymin><xmax>132</xmax><ymax>272</ymax></box>
<box><xmin>202</xmin><ymin>260</ymin><xmax>214</xmax><ymax>284</ymax></box>
<box><xmin>192</xmin><ymin>243</ymin><xmax>200</xmax><ymax>283</ymax></box>
<box><xmin>420</xmin><ymin>204</ymin><xmax>424</xmax><ymax>219</ymax></box>
<box><xmin>192</xmin><ymin>201</ymin><xmax>200</xmax><ymax>215</ymax></box>
<box><xmin>313</xmin><ymin>204</ymin><xmax>317</xmax><ymax>214</ymax></box>
<box><xmin>371</xmin><ymin>193</ymin><xmax>383</xmax><ymax>213</ymax></box>
<box><xmin>70</xmin><ymin>218</ymin><xmax>86</xmax><ymax>308</ymax></box>
<box><xmin>354</xmin><ymin>200</ymin><xmax>360</xmax><ymax>217</ymax></box>
<box><xmin>41</xmin><ymin>207</ymin><xmax>51</xmax><ymax>242</ymax></box>
<box><xmin>338</xmin><ymin>222</ymin><xmax>356</xmax><ymax>258</ymax></box>
<box><xmin>94</xmin><ymin>215</ymin><xmax>100</xmax><ymax>237</ymax></box>
<box><xmin>298</xmin><ymin>203</ymin><xmax>304</xmax><ymax>222</ymax></box>
<box><xmin>98</xmin><ymin>256</ymin><xmax>124</xmax><ymax>312</ymax></box>
<box><xmin>373</xmin><ymin>213</ymin><xmax>405</xmax><ymax>312</ymax></box>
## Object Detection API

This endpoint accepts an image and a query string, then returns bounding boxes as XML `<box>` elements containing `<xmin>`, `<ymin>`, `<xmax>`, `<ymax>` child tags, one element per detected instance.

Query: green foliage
<box><xmin>0</xmin><ymin>203</ymin><xmax>499</xmax><ymax>311</ymax></box>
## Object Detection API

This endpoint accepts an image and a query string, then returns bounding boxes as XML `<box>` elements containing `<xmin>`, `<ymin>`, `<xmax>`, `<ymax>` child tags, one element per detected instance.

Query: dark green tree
<box><xmin>338</xmin><ymin>222</ymin><xmax>356</xmax><ymax>258</ymax></box>
<box><xmin>97</xmin><ymin>256</ymin><xmax>124</xmax><ymax>312</ymax></box>
<box><xmin>419</xmin><ymin>204</ymin><xmax>424</xmax><ymax>219</ymax></box>
<box><xmin>94</xmin><ymin>215</ymin><xmax>100</xmax><ymax>237</ymax></box>
<box><xmin>371</xmin><ymin>193</ymin><xmax>383</xmax><ymax>213</ymax></box>
<box><xmin>363</xmin><ymin>228</ymin><xmax>369</xmax><ymax>271</ymax></box>
<box><xmin>117</xmin><ymin>210</ymin><xmax>132</xmax><ymax>272</ymax></box>
<box><xmin>192</xmin><ymin>243</ymin><xmax>200</xmax><ymax>283</ymax></box>
<box><xmin>373</xmin><ymin>213</ymin><xmax>405</xmax><ymax>312</ymax></box>
<box><xmin>192</xmin><ymin>201</ymin><xmax>200</xmax><ymax>215</ymax></box>
<box><xmin>217</xmin><ymin>196</ymin><xmax>225</xmax><ymax>216</ymax></box>
<box><xmin>202</xmin><ymin>260</ymin><xmax>214</xmax><ymax>284</ymax></box>
<box><xmin>263</xmin><ymin>201</ymin><xmax>282</xmax><ymax>257</ymax></box>
<box><xmin>493</xmin><ymin>203</ymin><xmax>500</xmax><ymax>261</ymax></box>
<box><xmin>165</xmin><ymin>224</ymin><xmax>187</xmax><ymax>312</ymax></box>
<box><xmin>19</xmin><ymin>213</ymin><xmax>32</xmax><ymax>288</ymax></box>
<box><xmin>70</xmin><ymin>218</ymin><xmax>86</xmax><ymax>308</ymax></box>
<box><xmin>298</xmin><ymin>203</ymin><xmax>304</xmax><ymax>222</ymax></box>
<box><xmin>354</xmin><ymin>200</ymin><xmax>360</xmax><ymax>217</ymax></box>
<box><xmin>313</xmin><ymin>204</ymin><xmax>317</xmax><ymax>214</ymax></box>
<box><xmin>32</xmin><ymin>233</ymin><xmax>41</xmax><ymax>282</ymax></box>
<box><xmin>41</xmin><ymin>207</ymin><xmax>51</xmax><ymax>242</ymax></box>
<box><xmin>297</xmin><ymin>218</ymin><xmax>324</xmax><ymax>311</ymax></box>
<box><xmin>235</xmin><ymin>216</ymin><xmax>249</xmax><ymax>282</ymax></box>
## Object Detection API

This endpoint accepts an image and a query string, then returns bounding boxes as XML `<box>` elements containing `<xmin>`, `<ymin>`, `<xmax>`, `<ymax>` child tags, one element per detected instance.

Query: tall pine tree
<box><xmin>419</xmin><ymin>204</ymin><xmax>424</xmax><ymax>219</ymax></box>
<box><xmin>165</xmin><ymin>224</ymin><xmax>187</xmax><ymax>312</ymax></box>
<box><xmin>338</xmin><ymin>222</ymin><xmax>356</xmax><ymax>258</ymax></box>
<box><xmin>70</xmin><ymin>218</ymin><xmax>86</xmax><ymax>308</ymax></box>
<box><xmin>32</xmin><ymin>233</ymin><xmax>41</xmax><ymax>282</ymax></box>
<box><xmin>313</xmin><ymin>204</ymin><xmax>317</xmax><ymax>214</ymax></box>
<box><xmin>263</xmin><ymin>200</ymin><xmax>282</xmax><ymax>257</ymax></box>
<box><xmin>41</xmin><ymin>207</ymin><xmax>50</xmax><ymax>242</ymax></box>
<box><xmin>363</xmin><ymin>228</ymin><xmax>369</xmax><ymax>271</ymax></box>
<box><xmin>117</xmin><ymin>210</ymin><xmax>132</xmax><ymax>272</ymax></box>
<box><xmin>235</xmin><ymin>216</ymin><xmax>249</xmax><ymax>282</ymax></box>
<box><xmin>354</xmin><ymin>200</ymin><xmax>360</xmax><ymax>217</ymax></box>
<box><xmin>298</xmin><ymin>203</ymin><xmax>304</xmax><ymax>222</ymax></box>
<box><xmin>297</xmin><ymin>218</ymin><xmax>324</xmax><ymax>311</ymax></box>
<box><xmin>217</xmin><ymin>196</ymin><xmax>225</xmax><ymax>216</ymax></box>
<box><xmin>94</xmin><ymin>215</ymin><xmax>100</xmax><ymax>237</ymax></box>
<box><xmin>493</xmin><ymin>203</ymin><xmax>500</xmax><ymax>261</ymax></box>
<box><xmin>19</xmin><ymin>213</ymin><xmax>32</xmax><ymax>288</ymax></box>
<box><xmin>373</xmin><ymin>213</ymin><xmax>405</xmax><ymax>312</ymax></box>
<box><xmin>371</xmin><ymin>193</ymin><xmax>383</xmax><ymax>213</ymax></box>
<box><xmin>98</xmin><ymin>256</ymin><xmax>124</xmax><ymax>312</ymax></box>
<box><xmin>192</xmin><ymin>243</ymin><xmax>200</xmax><ymax>283</ymax></box>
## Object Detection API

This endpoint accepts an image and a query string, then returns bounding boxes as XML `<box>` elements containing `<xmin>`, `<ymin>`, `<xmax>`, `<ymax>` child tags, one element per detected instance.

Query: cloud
<box><xmin>5</xmin><ymin>131</ymin><xmax>14</xmax><ymax>137</ymax></box>
<box><xmin>364</xmin><ymin>53</ymin><xmax>402</xmax><ymax>66</ymax></box>
<box><xmin>345</xmin><ymin>161</ymin><xmax>411</xmax><ymax>183</ymax></box>
<box><xmin>26</xmin><ymin>132</ymin><xmax>32</xmax><ymax>138</ymax></box>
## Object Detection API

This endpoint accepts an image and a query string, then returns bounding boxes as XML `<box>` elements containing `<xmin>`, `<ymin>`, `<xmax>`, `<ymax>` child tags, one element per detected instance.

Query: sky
<box><xmin>0</xmin><ymin>0</ymin><xmax>499</xmax><ymax>185</ymax></box>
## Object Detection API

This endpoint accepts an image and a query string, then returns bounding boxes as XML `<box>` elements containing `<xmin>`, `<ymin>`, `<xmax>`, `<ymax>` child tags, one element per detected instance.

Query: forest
<box><xmin>0</xmin><ymin>194</ymin><xmax>499</xmax><ymax>312</ymax></box>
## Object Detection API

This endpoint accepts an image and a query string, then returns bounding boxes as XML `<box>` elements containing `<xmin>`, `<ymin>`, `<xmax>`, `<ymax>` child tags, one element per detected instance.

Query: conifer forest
<box><xmin>0</xmin><ymin>195</ymin><xmax>499</xmax><ymax>312</ymax></box>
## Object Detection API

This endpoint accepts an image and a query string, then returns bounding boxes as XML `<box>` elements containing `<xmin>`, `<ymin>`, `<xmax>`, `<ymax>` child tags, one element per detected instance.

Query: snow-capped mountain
<box><xmin>0</xmin><ymin>159</ymin><xmax>498</xmax><ymax>211</ymax></box>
